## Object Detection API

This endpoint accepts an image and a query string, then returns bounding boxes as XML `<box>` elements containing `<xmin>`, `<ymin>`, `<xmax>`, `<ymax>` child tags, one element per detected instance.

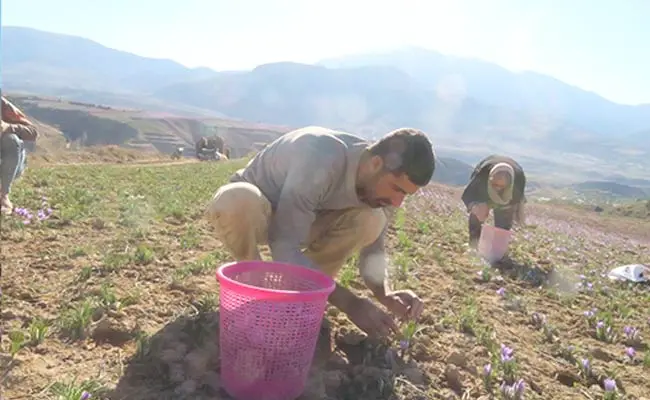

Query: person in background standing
<box><xmin>1</xmin><ymin>96</ymin><xmax>39</xmax><ymax>214</ymax></box>
<box><xmin>461</xmin><ymin>154</ymin><xmax>527</xmax><ymax>249</ymax></box>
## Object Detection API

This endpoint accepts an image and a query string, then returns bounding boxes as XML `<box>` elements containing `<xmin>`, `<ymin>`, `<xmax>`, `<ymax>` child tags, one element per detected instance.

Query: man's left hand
<box><xmin>378</xmin><ymin>290</ymin><xmax>424</xmax><ymax>321</ymax></box>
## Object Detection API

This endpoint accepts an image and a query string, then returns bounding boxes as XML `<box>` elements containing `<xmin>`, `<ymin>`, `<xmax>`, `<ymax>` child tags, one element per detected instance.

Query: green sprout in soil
<box><xmin>397</xmin><ymin>320</ymin><xmax>426</xmax><ymax>356</ymax></box>
<box><xmin>57</xmin><ymin>299</ymin><xmax>96</xmax><ymax>341</ymax></box>
<box><xmin>595</xmin><ymin>320</ymin><xmax>617</xmax><ymax>343</ymax></box>
<box><xmin>28</xmin><ymin>317</ymin><xmax>50</xmax><ymax>346</ymax></box>
<box><xmin>8</xmin><ymin>331</ymin><xmax>26</xmax><ymax>357</ymax></box>
<box><xmin>48</xmin><ymin>377</ymin><xmax>106</xmax><ymax>400</ymax></box>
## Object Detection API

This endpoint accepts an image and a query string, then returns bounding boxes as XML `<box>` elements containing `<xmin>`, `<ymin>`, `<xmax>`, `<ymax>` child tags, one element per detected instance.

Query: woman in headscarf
<box><xmin>461</xmin><ymin>154</ymin><xmax>527</xmax><ymax>249</ymax></box>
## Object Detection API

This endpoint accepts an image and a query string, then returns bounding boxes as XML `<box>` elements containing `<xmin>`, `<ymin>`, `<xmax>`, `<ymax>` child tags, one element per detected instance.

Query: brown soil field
<box><xmin>1</xmin><ymin>159</ymin><xmax>649</xmax><ymax>400</ymax></box>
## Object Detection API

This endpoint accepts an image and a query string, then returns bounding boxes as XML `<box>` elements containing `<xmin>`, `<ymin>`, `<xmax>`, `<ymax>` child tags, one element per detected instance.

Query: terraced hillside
<box><xmin>6</xmin><ymin>94</ymin><xmax>292</xmax><ymax>158</ymax></box>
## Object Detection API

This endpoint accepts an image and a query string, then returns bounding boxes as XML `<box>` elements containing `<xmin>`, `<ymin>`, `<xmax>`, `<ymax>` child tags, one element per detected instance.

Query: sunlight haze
<box><xmin>3</xmin><ymin>0</ymin><xmax>649</xmax><ymax>105</ymax></box>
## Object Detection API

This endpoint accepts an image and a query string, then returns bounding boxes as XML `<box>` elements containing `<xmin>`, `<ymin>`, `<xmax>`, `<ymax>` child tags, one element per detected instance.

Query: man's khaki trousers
<box><xmin>205</xmin><ymin>182</ymin><xmax>386</xmax><ymax>277</ymax></box>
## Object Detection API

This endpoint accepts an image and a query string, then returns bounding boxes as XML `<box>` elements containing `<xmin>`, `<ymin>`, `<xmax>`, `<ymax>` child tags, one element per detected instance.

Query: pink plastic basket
<box><xmin>216</xmin><ymin>261</ymin><xmax>336</xmax><ymax>400</ymax></box>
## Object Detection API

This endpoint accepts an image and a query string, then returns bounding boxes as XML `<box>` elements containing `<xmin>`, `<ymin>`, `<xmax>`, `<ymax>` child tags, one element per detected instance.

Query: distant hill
<box><xmin>571</xmin><ymin>181</ymin><xmax>650</xmax><ymax>199</ymax></box>
<box><xmin>1</xmin><ymin>26</ymin><xmax>218</xmax><ymax>94</ymax></box>
<box><xmin>3</xmin><ymin>26</ymin><xmax>649</xmax><ymax>182</ymax></box>
<box><xmin>318</xmin><ymin>47</ymin><xmax>650</xmax><ymax>138</ymax></box>
<box><xmin>151</xmin><ymin>62</ymin><xmax>648</xmax><ymax>182</ymax></box>
<box><xmin>598</xmin><ymin>175</ymin><xmax>650</xmax><ymax>189</ymax></box>
<box><xmin>432</xmin><ymin>157</ymin><xmax>474</xmax><ymax>186</ymax></box>
<box><xmin>605</xmin><ymin>200</ymin><xmax>650</xmax><ymax>219</ymax></box>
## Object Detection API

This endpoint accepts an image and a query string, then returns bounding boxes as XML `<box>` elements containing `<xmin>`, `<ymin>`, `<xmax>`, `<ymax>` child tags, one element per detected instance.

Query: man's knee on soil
<box><xmin>205</xmin><ymin>182</ymin><xmax>272</xmax><ymax>243</ymax></box>
<box><xmin>323</xmin><ymin>207</ymin><xmax>387</xmax><ymax>249</ymax></box>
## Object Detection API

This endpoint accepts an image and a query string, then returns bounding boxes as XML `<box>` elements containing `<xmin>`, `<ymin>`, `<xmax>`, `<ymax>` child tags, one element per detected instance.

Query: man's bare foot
<box><xmin>1</xmin><ymin>195</ymin><xmax>13</xmax><ymax>215</ymax></box>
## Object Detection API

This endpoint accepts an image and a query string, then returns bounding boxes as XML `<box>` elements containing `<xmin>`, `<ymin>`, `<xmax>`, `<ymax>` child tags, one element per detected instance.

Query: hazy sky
<box><xmin>3</xmin><ymin>0</ymin><xmax>649</xmax><ymax>105</ymax></box>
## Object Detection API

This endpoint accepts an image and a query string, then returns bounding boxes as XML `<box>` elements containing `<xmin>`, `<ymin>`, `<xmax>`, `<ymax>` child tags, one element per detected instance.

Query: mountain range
<box><xmin>2</xmin><ymin>26</ymin><xmax>648</xmax><ymax>183</ymax></box>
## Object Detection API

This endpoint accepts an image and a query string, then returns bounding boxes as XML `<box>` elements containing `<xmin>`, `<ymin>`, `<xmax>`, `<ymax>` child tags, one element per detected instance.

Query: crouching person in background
<box><xmin>461</xmin><ymin>154</ymin><xmax>527</xmax><ymax>249</ymax></box>
<box><xmin>1</xmin><ymin>96</ymin><xmax>39</xmax><ymax>214</ymax></box>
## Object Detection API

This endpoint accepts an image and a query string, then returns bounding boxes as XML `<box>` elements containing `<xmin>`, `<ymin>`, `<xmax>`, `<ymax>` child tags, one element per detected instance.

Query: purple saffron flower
<box><xmin>513</xmin><ymin>379</ymin><xmax>526</xmax><ymax>396</ymax></box>
<box><xmin>399</xmin><ymin>340</ymin><xmax>409</xmax><ymax>350</ymax></box>
<box><xmin>500</xmin><ymin>382</ymin><xmax>515</xmax><ymax>397</ymax></box>
<box><xmin>603</xmin><ymin>378</ymin><xmax>616</xmax><ymax>392</ymax></box>
<box><xmin>625</xmin><ymin>347</ymin><xmax>636</xmax><ymax>359</ymax></box>
<box><xmin>483</xmin><ymin>363</ymin><xmax>492</xmax><ymax>376</ymax></box>
<box><xmin>496</xmin><ymin>287</ymin><xmax>505</xmax><ymax>296</ymax></box>
<box><xmin>579</xmin><ymin>358</ymin><xmax>592</xmax><ymax>378</ymax></box>
<box><xmin>500</xmin><ymin>344</ymin><xmax>514</xmax><ymax>362</ymax></box>
<box><xmin>623</xmin><ymin>326</ymin><xmax>639</xmax><ymax>341</ymax></box>
<box><xmin>596</xmin><ymin>321</ymin><xmax>605</xmax><ymax>329</ymax></box>
<box><xmin>80</xmin><ymin>392</ymin><xmax>91</xmax><ymax>400</ymax></box>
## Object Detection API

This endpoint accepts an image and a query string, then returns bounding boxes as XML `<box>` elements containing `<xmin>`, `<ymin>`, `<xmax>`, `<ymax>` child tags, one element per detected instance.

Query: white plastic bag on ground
<box><xmin>478</xmin><ymin>225</ymin><xmax>512</xmax><ymax>263</ymax></box>
<box><xmin>607</xmin><ymin>264</ymin><xmax>649</xmax><ymax>283</ymax></box>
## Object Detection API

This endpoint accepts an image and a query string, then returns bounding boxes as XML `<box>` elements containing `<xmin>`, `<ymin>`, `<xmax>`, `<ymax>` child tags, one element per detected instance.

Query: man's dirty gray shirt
<box><xmin>230</xmin><ymin>126</ymin><xmax>390</xmax><ymax>273</ymax></box>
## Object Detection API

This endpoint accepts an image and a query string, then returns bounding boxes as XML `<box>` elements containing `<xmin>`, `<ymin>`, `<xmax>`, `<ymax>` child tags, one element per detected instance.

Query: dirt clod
<box><xmin>444</xmin><ymin>364</ymin><xmax>464</xmax><ymax>393</ymax></box>
<box><xmin>402</xmin><ymin>367</ymin><xmax>426</xmax><ymax>385</ymax></box>
<box><xmin>91</xmin><ymin>319</ymin><xmax>133</xmax><ymax>346</ymax></box>
<box><xmin>590</xmin><ymin>347</ymin><xmax>614</xmax><ymax>362</ymax></box>
<box><xmin>323</xmin><ymin>369</ymin><xmax>347</xmax><ymax>390</ymax></box>
<box><xmin>337</xmin><ymin>329</ymin><xmax>367</xmax><ymax>346</ymax></box>
<box><xmin>445</xmin><ymin>351</ymin><xmax>468</xmax><ymax>369</ymax></box>
<box><xmin>555</xmin><ymin>369</ymin><xmax>581</xmax><ymax>387</ymax></box>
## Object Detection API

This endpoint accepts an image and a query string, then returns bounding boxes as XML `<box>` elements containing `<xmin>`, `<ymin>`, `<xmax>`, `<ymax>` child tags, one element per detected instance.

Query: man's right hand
<box><xmin>470</xmin><ymin>202</ymin><xmax>489</xmax><ymax>222</ymax></box>
<box><xmin>346</xmin><ymin>297</ymin><xmax>399</xmax><ymax>338</ymax></box>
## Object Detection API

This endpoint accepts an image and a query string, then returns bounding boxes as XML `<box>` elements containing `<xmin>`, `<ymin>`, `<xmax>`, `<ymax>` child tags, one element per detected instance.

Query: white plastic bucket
<box><xmin>478</xmin><ymin>225</ymin><xmax>512</xmax><ymax>263</ymax></box>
